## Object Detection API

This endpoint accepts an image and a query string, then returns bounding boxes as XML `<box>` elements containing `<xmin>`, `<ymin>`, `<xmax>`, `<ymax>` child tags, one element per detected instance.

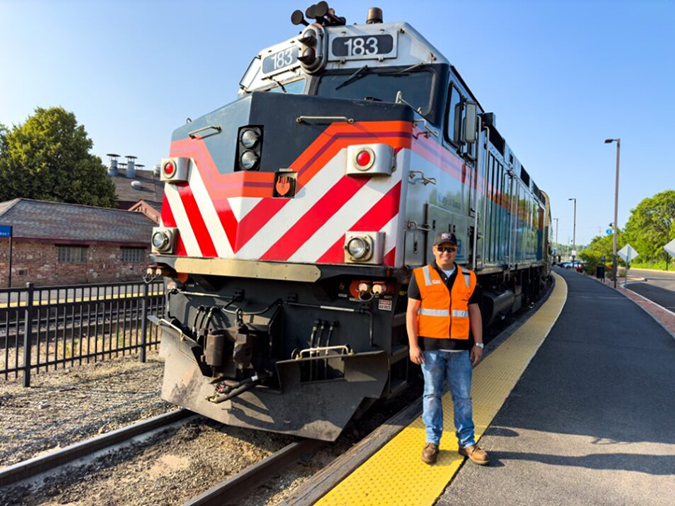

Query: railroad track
<box><xmin>184</xmin><ymin>439</ymin><xmax>324</xmax><ymax>506</ymax></box>
<box><xmin>0</xmin><ymin>408</ymin><xmax>192</xmax><ymax>488</ymax></box>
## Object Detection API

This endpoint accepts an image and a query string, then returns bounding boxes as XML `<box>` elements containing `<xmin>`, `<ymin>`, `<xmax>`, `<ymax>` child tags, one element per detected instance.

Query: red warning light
<box><xmin>164</xmin><ymin>161</ymin><xmax>175</xmax><ymax>176</ymax></box>
<box><xmin>356</xmin><ymin>150</ymin><xmax>372</xmax><ymax>167</ymax></box>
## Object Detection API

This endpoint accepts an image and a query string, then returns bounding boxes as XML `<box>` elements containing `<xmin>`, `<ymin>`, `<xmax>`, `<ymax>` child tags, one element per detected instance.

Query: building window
<box><xmin>58</xmin><ymin>246</ymin><xmax>87</xmax><ymax>263</ymax></box>
<box><xmin>121</xmin><ymin>247</ymin><xmax>146</xmax><ymax>263</ymax></box>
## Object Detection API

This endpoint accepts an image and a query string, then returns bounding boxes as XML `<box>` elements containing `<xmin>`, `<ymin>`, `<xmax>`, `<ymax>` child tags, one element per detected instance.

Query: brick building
<box><xmin>0</xmin><ymin>199</ymin><xmax>155</xmax><ymax>287</ymax></box>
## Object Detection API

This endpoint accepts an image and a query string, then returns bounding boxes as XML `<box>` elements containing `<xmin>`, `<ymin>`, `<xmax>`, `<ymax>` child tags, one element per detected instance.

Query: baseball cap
<box><xmin>433</xmin><ymin>232</ymin><xmax>457</xmax><ymax>246</ymax></box>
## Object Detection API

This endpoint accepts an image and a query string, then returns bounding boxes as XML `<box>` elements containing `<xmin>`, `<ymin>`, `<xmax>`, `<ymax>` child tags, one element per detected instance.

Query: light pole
<box><xmin>553</xmin><ymin>218</ymin><xmax>559</xmax><ymax>261</ymax></box>
<box><xmin>605</xmin><ymin>138</ymin><xmax>621</xmax><ymax>288</ymax></box>
<box><xmin>568</xmin><ymin>198</ymin><xmax>577</xmax><ymax>263</ymax></box>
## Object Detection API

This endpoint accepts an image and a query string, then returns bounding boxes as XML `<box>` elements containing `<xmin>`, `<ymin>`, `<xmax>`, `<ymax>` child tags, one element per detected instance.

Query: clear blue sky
<box><xmin>1</xmin><ymin>0</ymin><xmax>673</xmax><ymax>246</ymax></box>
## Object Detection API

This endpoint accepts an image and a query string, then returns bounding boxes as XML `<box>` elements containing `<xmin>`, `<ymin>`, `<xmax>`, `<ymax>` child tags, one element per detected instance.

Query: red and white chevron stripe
<box><xmin>160</xmin><ymin>122</ymin><xmax>413</xmax><ymax>267</ymax></box>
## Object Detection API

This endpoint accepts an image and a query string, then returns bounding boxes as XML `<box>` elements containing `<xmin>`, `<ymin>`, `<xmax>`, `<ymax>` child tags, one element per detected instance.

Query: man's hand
<box><xmin>409</xmin><ymin>345</ymin><xmax>425</xmax><ymax>365</ymax></box>
<box><xmin>470</xmin><ymin>345</ymin><xmax>483</xmax><ymax>366</ymax></box>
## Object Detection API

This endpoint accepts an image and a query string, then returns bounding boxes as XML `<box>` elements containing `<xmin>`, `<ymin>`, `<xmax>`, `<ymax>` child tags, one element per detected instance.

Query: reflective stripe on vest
<box><xmin>419</xmin><ymin>308</ymin><xmax>450</xmax><ymax>317</ymax></box>
<box><xmin>413</xmin><ymin>264</ymin><xmax>476</xmax><ymax>340</ymax></box>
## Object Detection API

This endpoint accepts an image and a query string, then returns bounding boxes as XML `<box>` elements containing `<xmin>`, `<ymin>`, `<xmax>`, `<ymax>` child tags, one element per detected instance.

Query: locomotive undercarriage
<box><xmin>154</xmin><ymin>261</ymin><xmax>409</xmax><ymax>441</ymax></box>
<box><xmin>479</xmin><ymin>264</ymin><xmax>551</xmax><ymax>326</ymax></box>
<box><xmin>153</xmin><ymin>256</ymin><xmax>549</xmax><ymax>441</ymax></box>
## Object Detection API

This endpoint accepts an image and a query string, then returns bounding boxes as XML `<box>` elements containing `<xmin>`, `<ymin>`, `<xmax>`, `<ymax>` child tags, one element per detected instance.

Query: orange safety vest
<box><xmin>413</xmin><ymin>264</ymin><xmax>477</xmax><ymax>340</ymax></box>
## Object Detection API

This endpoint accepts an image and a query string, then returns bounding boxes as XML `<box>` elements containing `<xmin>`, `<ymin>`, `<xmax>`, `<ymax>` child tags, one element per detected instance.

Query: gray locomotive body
<box><xmin>150</xmin><ymin>5</ymin><xmax>551</xmax><ymax>441</ymax></box>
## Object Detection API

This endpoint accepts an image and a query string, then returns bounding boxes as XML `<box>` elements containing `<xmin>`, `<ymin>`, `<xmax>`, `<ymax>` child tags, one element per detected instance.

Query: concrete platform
<box><xmin>441</xmin><ymin>268</ymin><xmax>675</xmax><ymax>506</ymax></box>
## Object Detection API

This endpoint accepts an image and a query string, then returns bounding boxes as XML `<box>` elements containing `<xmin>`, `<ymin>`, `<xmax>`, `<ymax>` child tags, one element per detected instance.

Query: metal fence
<box><xmin>0</xmin><ymin>280</ymin><xmax>165</xmax><ymax>387</ymax></box>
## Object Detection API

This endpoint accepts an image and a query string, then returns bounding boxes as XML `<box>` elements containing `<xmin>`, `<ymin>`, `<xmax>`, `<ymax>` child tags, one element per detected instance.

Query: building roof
<box><xmin>128</xmin><ymin>200</ymin><xmax>162</xmax><ymax>224</ymax></box>
<box><xmin>0</xmin><ymin>198</ymin><xmax>155</xmax><ymax>245</ymax></box>
<box><xmin>108</xmin><ymin>168</ymin><xmax>164</xmax><ymax>208</ymax></box>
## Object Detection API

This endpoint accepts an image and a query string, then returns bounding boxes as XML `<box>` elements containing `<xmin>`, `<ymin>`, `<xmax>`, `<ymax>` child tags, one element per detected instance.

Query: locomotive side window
<box><xmin>444</xmin><ymin>84</ymin><xmax>463</xmax><ymax>146</ymax></box>
<box><xmin>316</xmin><ymin>69</ymin><xmax>434</xmax><ymax>115</ymax></box>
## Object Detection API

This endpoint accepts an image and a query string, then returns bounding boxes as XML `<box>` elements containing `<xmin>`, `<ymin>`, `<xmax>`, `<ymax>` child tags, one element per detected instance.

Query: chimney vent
<box><xmin>125</xmin><ymin>155</ymin><xmax>137</xmax><ymax>178</ymax></box>
<box><xmin>106</xmin><ymin>153</ymin><xmax>120</xmax><ymax>176</ymax></box>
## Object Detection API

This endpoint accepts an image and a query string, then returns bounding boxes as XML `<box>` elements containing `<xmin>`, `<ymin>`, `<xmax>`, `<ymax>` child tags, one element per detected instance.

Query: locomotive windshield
<box><xmin>316</xmin><ymin>68</ymin><xmax>434</xmax><ymax>114</ymax></box>
<box><xmin>266</xmin><ymin>78</ymin><xmax>306</xmax><ymax>94</ymax></box>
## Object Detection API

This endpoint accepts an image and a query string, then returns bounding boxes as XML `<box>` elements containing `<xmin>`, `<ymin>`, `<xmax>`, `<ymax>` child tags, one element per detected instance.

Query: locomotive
<box><xmin>150</xmin><ymin>3</ymin><xmax>552</xmax><ymax>441</ymax></box>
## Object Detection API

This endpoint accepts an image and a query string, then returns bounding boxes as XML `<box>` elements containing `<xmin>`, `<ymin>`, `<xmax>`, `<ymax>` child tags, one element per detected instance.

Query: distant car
<box><xmin>558</xmin><ymin>260</ymin><xmax>584</xmax><ymax>270</ymax></box>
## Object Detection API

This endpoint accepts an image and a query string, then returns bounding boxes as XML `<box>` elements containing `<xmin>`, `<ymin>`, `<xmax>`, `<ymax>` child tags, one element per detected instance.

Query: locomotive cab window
<box><xmin>444</xmin><ymin>84</ymin><xmax>463</xmax><ymax>146</ymax></box>
<box><xmin>315</xmin><ymin>68</ymin><xmax>435</xmax><ymax>115</ymax></box>
<box><xmin>266</xmin><ymin>78</ymin><xmax>306</xmax><ymax>94</ymax></box>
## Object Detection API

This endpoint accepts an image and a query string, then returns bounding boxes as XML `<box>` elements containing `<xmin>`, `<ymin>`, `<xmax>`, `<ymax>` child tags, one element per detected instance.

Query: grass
<box><xmin>629</xmin><ymin>259</ymin><xmax>673</xmax><ymax>271</ymax></box>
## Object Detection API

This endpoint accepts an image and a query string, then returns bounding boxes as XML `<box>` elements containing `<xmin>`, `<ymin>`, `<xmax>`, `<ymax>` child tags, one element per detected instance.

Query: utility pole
<box><xmin>605</xmin><ymin>138</ymin><xmax>621</xmax><ymax>288</ymax></box>
<box><xmin>569</xmin><ymin>198</ymin><xmax>577</xmax><ymax>262</ymax></box>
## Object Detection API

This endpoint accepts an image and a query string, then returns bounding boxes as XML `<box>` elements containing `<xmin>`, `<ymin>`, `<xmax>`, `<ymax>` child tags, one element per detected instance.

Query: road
<box><xmin>627</xmin><ymin>268</ymin><xmax>675</xmax><ymax>289</ymax></box>
<box><xmin>625</xmin><ymin>268</ymin><xmax>675</xmax><ymax>313</ymax></box>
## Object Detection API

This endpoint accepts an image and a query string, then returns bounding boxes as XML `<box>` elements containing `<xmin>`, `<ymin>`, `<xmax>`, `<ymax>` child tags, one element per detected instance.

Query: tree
<box><xmin>0</xmin><ymin>107</ymin><xmax>116</xmax><ymax>207</ymax></box>
<box><xmin>624</xmin><ymin>190</ymin><xmax>675</xmax><ymax>268</ymax></box>
<box><xmin>0</xmin><ymin>123</ymin><xmax>7</xmax><ymax>157</ymax></box>
<box><xmin>579</xmin><ymin>232</ymin><xmax>626</xmax><ymax>274</ymax></box>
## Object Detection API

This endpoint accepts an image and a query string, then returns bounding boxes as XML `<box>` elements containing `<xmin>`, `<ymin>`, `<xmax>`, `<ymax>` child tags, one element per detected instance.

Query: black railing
<box><xmin>0</xmin><ymin>280</ymin><xmax>165</xmax><ymax>387</ymax></box>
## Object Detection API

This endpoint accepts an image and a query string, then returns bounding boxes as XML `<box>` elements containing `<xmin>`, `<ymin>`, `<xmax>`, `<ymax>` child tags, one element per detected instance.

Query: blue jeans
<box><xmin>421</xmin><ymin>350</ymin><xmax>475</xmax><ymax>448</ymax></box>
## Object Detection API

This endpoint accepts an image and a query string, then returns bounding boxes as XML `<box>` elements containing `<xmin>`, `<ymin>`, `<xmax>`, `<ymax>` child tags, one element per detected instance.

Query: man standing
<box><xmin>406</xmin><ymin>232</ymin><xmax>489</xmax><ymax>466</ymax></box>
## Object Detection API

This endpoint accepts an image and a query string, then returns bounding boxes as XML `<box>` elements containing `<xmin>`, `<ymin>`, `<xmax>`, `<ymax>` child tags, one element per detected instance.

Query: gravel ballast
<box><xmin>0</xmin><ymin>352</ymin><xmax>296</xmax><ymax>505</ymax></box>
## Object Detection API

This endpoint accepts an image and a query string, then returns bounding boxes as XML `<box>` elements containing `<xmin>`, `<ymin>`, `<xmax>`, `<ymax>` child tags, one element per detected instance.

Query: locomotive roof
<box><xmin>240</xmin><ymin>21</ymin><xmax>453</xmax><ymax>95</ymax></box>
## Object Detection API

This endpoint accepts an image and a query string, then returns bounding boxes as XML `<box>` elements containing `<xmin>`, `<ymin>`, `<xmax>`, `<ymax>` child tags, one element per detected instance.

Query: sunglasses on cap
<box><xmin>436</xmin><ymin>246</ymin><xmax>457</xmax><ymax>253</ymax></box>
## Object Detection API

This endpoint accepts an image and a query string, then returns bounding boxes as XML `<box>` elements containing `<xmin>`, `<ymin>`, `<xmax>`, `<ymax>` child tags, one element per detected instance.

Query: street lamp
<box><xmin>568</xmin><ymin>198</ymin><xmax>577</xmax><ymax>263</ymax></box>
<box><xmin>605</xmin><ymin>138</ymin><xmax>621</xmax><ymax>288</ymax></box>
<box><xmin>553</xmin><ymin>218</ymin><xmax>559</xmax><ymax>261</ymax></box>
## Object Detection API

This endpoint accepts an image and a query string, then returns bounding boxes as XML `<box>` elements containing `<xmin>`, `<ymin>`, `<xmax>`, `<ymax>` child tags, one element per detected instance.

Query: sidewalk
<box><xmin>441</xmin><ymin>268</ymin><xmax>675</xmax><ymax>505</ymax></box>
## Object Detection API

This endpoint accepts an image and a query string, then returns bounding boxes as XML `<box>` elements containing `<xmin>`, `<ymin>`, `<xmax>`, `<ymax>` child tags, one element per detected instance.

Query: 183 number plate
<box><xmin>331</xmin><ymin>34</ymin><xmax>395</xmax><ymax>59</ymax></box>
<box><xmin>262</xmin><ymin>47</ymin><xmax>299</xmax><ymax>74</ymax></box>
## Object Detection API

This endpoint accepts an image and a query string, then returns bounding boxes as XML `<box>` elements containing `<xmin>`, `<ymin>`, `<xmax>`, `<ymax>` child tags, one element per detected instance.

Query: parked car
<box><xmin>558</xmin><ymin>260</ymin><xmax>584</xmax><ymax>271</ymax></box>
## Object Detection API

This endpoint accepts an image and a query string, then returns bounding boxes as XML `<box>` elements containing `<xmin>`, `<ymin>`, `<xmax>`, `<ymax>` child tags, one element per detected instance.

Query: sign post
<box><xmin>618</xmin><ymin>244</ymin><xmax>639</xmax><ymax>285</ymax></box>
<box><xmin>664</xmin><ymin>239</ymin><xmax>675</xmax><ymax>271</ymax></box>
<box><xmin>0</xmin><ymin>225</ymin><xmax>13</xmax><ymax>288</ymax></box>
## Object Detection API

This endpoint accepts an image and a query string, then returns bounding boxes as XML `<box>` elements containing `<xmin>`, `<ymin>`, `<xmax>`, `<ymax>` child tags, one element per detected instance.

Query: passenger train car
<box><xmin>150</xmin><ymin>4</ymin><xmax>552</xmax><ymax>441</ymax></box>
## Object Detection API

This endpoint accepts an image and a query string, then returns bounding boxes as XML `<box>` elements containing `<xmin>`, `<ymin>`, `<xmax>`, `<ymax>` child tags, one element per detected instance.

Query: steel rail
<box><xmin>183</xmin><ymin>439</ymin><xmax>323</xmax><ymax>506</ymax></box>
<box><xmin>0</xmin><ymin>408</ymin><xmax>192</xmax><ymax>487</ymax></box>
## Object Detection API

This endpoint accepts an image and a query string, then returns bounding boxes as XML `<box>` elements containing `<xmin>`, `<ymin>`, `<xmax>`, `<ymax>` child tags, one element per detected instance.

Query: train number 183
<box><xmin>343</xmin><ymin>37</ymin><xmax>379</xmax><ymax>56</ymax></box>
<box><xmin>331</xmin><ymin>34</ymin><xmax>395</xmax><ymax>59</ymax></box>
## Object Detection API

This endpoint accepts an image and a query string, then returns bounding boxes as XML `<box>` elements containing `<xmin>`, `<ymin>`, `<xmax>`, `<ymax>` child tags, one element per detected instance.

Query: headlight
<box><xmin>343</xmin><ymin>232</ymin><xmax>384</xmax><ymax>264</ymax></box>
<box><xmin>152</xmin><ymin>231</ymin><xmax>169</xmax><ymax>250</ymax></box>
<box><xmin>346</xmin><ymin>237</ymin><xmax>370</xmax><ymax>260</ymax></box>
<box><xmin>240</xmin><ymin>150</ymin><xmax>259</xmax><ymax>170</ymax></box>
<box><xmin>151</xmin><ymin>227</ymin><xmax>177</xmax><ymax>254</ymax></box>
<box><xmin>240</xmin><ymin>129</ymin><xmax>259</xmax><ymax>149</ymax></box>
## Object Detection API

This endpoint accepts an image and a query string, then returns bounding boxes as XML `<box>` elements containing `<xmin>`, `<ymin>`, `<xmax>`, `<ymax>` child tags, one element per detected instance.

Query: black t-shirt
<box><xmin>408</xmin><ymin>261</ymin><xmax>482</xmax><ymax>351</ymax></box>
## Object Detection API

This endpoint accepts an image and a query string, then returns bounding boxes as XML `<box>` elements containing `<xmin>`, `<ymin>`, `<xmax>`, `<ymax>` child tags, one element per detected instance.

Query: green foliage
<box><xmin>624</xmin><ymin>190</ymin><xmax>675</xmax><ymax>266</ymax></box>
<box><xmin>630</xmin><ymin>259</ymin><xmax>672</xmax><ymax>271</ymax></box>
<box><xmin>0</xmin><ymin>123</ymin><xmax>7</xmax><ymax>156</ymax></box>
<box><xmin>0</xmin><ymin>107</ymin><xmax>116</xmax><ymax>207</ymax></box>
<box><xmin>579</xmin><ymin>233</ymin><xmax>626</xmax><ymax>274</ymax></box>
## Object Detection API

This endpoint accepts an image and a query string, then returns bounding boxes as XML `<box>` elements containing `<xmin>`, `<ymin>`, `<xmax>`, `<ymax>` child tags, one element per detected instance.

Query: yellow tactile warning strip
<box><xmin>316</xmin><ymin>272</ymin><xmax>568</xmax><ymax>506</ymax></box>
